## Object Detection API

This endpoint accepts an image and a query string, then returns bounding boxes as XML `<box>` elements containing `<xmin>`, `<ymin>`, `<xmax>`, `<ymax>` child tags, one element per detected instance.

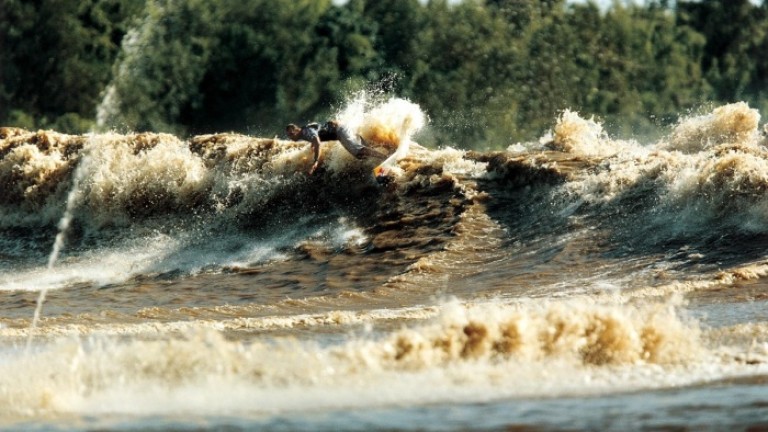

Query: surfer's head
<box><xmin>285</xmin><ymin>124</ymin><xmax>301</xmax><ymax>141</ymax></box>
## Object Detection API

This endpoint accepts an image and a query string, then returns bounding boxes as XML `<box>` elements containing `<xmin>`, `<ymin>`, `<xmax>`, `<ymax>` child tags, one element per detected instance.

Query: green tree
<box><xmin>281</xmin><ymin>0</ymin><xmax>380</xmax><ymax>120</ymax></box>
<box><xmin>512</xmin><ymin>0</ymin><xmax>580</xmax><ymax>139</ymax></box>
<box><xmin>175</xmin><ymin>0</ymin><xmax>339</xmax><ymax>135</ymax></box>
<box><xmin>585</xmin><ymin>2</ymin><xmax>709</xmax><ymax>135</ymax></box>
<box><xmin>97</xmin><ymin>0</ymin><xmax>221</xmax><ymax>134</ymax></box>
<box><xmin>359</xmin><ymin>0</ymin><xmax>426</xmax><ymax>96</ymax></box>
<box><xmin>2</xmin><ymin>0</ymin><xmax>766</xmax><ymax>148</ymax></box>
<box><xmin>1</xmin><ymin>0</ymin><xmax>141</xmax><ymax>132</ymax></box>
<box><xmin>409</xmin><ymin>0</ymin><xmax>526</xmax><ymax>146</ymax></box>
<box><xmin>678</xmin><ymin>0</ymin><xmax>763</xmax><ymax>101</ymax></box>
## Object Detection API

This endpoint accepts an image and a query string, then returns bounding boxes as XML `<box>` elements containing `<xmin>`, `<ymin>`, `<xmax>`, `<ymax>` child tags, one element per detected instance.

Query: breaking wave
<box><xmin>2</xmin><ymin>100</ymin><xmax>768</xmax><ymax>428</ymax></box>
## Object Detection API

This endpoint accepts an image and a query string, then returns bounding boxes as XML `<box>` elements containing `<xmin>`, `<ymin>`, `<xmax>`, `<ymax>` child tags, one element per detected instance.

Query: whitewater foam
<box><xmin>3</xmin><ymin>100</ymin><xmax>768</xmax><ymax>427</ymax></box>
<box><xmin>663</xmin><ymin>102</ymin><xmax>761</xmax><ymax>153</ymax></box>
<box><xmin>545</xmin><ymin>103</ymin><xmax>768</xmax><ymax>240</ymax></box>
<box><xmin>1</xmin><ymin>297</ymin><xmax>763</xmax><ymax>420</ymax></box>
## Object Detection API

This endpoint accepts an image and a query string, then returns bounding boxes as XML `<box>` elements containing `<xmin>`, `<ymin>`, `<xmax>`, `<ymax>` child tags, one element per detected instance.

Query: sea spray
<box><xmin>333</xmin><ymin>93</ymin><xmax>427</xmax><ymax>179</ymax></box>
<box><xmin>369</xmin><ymin>100</ymin><xmax>422</xmax><ymax>169</ymax></box>
<box><xmin>26</xmin><ymin>142</ymin><xmax>93</xmax><ymax>348</ymax></box>
<box><xmin>663</xmin><ymin>102</ymin><xmax>761</xmax><ymax>153</ymax></box>
<box><xmin>94</xmin><ymin>22</ymin><xmax>144</xmax><ymax>131</ymax></box>
<box><xmin>334</xmin><ymin>92</ymin><xmax>426</xmax><ymax>148</ymax></box>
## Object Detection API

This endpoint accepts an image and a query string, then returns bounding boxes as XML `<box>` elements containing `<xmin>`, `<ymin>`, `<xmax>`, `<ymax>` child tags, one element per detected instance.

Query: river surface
<box><xmin>0</xmin><ymin>100</ymin><xmax>767</xmax><ymax>430</ymax></box>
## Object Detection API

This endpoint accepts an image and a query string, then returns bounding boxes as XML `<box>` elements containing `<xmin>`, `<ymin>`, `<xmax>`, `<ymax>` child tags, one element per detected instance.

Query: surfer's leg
<box><xmin>336</xmin><ymin>126</ymin><xmax>385</xmax><ymax>160</ymax></box>
<box><xmin>356</xmin><ymin>136</ymin><xmax>387</xmax><ymax>159</ymax></box>
<box><xmin>358</xmin><ymin>146</ymin><xmax>387</xmax><ymax>160</ymax></box>
<box><xmin>335</xmin><ymin>126</ymin><xmax>365</xmax><ymax>158</ymax></box>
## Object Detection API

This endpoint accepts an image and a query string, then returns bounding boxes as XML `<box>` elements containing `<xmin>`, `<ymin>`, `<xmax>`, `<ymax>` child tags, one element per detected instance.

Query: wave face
<box><xmin>1</xmin><ymin>101</ymin><xmax>768</xmax><ymax>430</ymax></box>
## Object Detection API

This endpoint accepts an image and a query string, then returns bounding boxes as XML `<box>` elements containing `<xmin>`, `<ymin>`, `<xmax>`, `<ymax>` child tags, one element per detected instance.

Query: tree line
<box><xmin>1</xmin><ymin>0</ymin><xmax>767</xmax><ymax>148</ymax></box>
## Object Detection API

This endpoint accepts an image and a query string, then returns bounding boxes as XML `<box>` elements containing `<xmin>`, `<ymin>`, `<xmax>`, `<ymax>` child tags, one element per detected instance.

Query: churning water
<box><xmin>0</xmin><ymin>98</ymin><xmax>767</xmax><ymax>430</ymax></box>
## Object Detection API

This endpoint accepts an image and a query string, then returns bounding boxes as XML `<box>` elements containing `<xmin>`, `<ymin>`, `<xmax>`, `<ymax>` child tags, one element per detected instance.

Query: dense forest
<box><xmin>1</xmin><ymin>0</ymin><xmax>767</xmax><ymax>148</ymax></box>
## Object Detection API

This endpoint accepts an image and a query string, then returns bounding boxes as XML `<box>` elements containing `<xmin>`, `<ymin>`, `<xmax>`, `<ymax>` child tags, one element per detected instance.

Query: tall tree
<box><xmin>1</xmin><ymin>0</ymin><xmax>141</xmax><ymax>132</ymax></box>
<box><xmin>588</xmin><ymin>2</ymin><xmax>709</xmax><ymax>134</ymax></box>
<box><xmin>678</xmin><ymin>0</ymin><xmax>762</xmax><ymax>101</ymax></box>
<box><xmin>360</xmin><ymin>0</ymin><xmax>426</xmax><ymax>96</ymax></box>
<box><xmin>98</xmin><ymin>0</ymin><xmax>222</xmax><ymax>134</ymax></box>
<box><xmin>180</xmin><ymin>0</ymin><xmax>334</xmax><ymax>135</ymax></box>
<box><xmin>411</xmin><ymin>0</ymin><xmax>527</xmax><ymax>145</ymax></box>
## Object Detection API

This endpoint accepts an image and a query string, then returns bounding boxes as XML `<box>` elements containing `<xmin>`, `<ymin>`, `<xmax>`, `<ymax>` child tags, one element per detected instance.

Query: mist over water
<box><xmin>1</xmin><ymin>98</ymin><xmax>768</xmax><ymax>430</ymax></box>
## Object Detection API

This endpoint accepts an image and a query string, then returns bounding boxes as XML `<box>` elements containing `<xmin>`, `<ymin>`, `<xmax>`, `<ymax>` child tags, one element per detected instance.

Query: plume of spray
<box><xmin>662</xmin><ymin>102</ymin><xmax>761</xmax><ymax>153</ymax></box>
<box><xmin>95</xmin><ymin>18</ymin><xmax>149</xmax><ymax>131</ymax></box>
<box><xmin>335</xmin><ymin>92</ymin><xmax>426</xmax><ymax>175</ymax></box>
<box><xmin>26</xmin><ymin>141</ymin><xmax>93</xmax><ymax>350</ymax></box>
<box><xmin>549</xmin><ymin>109</ymin><xmax>621</xmax><ymax>158</ymax></box>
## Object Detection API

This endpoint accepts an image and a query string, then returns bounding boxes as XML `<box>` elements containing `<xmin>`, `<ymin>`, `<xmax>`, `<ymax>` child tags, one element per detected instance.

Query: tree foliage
<box><xmin>1</xmin><ymin>0</ymin><xmax>767</xmax><ymax>147</ymax></box>
<box><xmin>1</xmin><ymin>0</ymin><xmax>141</xmax><ymax>131</ymax></box>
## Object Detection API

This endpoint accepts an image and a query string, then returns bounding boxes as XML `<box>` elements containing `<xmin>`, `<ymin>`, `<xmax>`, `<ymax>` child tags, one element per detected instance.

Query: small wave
<box><xmin>1</xmin><ymin>298</ymin><xmax>763</xmax><ymax>420</ymax></box>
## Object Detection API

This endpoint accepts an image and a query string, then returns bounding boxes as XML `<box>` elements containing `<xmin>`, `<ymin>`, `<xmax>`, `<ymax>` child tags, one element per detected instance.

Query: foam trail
<box><xmin>26</xmin><ymin>142</ymin><xmax>92</xmax><ymax>349</ymax></box>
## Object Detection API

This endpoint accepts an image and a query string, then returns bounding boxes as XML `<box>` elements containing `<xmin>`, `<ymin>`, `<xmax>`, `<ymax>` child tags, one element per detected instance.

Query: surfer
<box><xmin>286</xmin><ymin>121</ymin><xmax>387</xmax><ymax>175</ymax></box>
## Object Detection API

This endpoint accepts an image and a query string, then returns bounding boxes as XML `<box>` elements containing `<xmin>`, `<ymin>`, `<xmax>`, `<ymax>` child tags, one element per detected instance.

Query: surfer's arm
<box><xmin>308</xmin><ymin>135</ymin><xmax>321</xmax><ymax>175</ymax></box>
